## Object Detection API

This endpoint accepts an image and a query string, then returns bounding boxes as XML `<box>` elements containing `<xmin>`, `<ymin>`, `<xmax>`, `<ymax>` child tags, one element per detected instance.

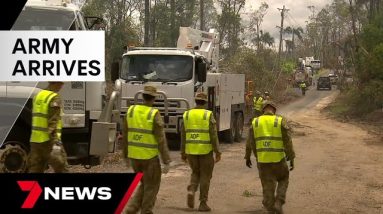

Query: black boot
<box><xmin>198</xmin><ymin>201</ymin><xmax>211</xmax><ymax>212</ymax></box>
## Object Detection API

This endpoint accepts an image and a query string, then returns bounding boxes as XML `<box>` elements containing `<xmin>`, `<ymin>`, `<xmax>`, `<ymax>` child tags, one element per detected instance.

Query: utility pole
<box><xmin>277</xmin><ymin>5</ymin><xmax>288</xmax><ymax>65</ymax></box>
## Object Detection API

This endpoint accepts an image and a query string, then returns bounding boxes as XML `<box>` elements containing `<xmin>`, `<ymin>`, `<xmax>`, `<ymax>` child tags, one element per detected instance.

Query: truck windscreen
<box><xmin>12</xmin><ymin>7</ymin><xmax>75</xmax><ymax>30</ymax></box>
<box><xmin>121</xmin><ymin>55</ymin><xmax>193</xmax><ymax>82</ymax></box>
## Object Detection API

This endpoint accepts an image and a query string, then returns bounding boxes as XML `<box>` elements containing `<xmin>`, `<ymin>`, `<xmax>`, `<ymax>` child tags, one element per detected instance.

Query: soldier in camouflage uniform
<box><xmin>28</xmin><ymin>82</ymin><xmax>69</xmax><ymax>173</ymax></box>
<box><xmin>253</xmin><ymin>91</ymin><xmax>264</xmax><ymax>118</ymax></box>
<box><xmin>245</xmin><ymin>101</ymin><xmax>295</xmax><ymax>214</ymax></box>
<box><xmin>123</xmin><ymin>86</ymin><xmax>171</xmax><ymax>214</ymax></box>
<box><xmin>181</xmin><ymin>92</ymin><xmax>221</xmax><ymax>212</ymax></box>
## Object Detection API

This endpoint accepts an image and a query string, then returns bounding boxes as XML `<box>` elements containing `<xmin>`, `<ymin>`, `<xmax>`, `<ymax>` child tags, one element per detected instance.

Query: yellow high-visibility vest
<box><xmin>30</xmin><ymin>90</ymin><xmax>60</xmax><ymax>143</ymax></box>
<box><xmin>252</xmin><ymin>115</ymin><xmax>285</xmax><ymax>163</ymax></box>
<box><xmin>253</xmin><ymin>96</ymin><xmax>264</xmax><ymax>111</ymax></box>
<box><xmin>183</xmin><ymin>109</ymin><xmax>213</xmax><ymax>155</ymax></box>
<box><xmin>126</xmin><ymin>105</ymin><xmax>159</xmax><ymax>160</ymax></box>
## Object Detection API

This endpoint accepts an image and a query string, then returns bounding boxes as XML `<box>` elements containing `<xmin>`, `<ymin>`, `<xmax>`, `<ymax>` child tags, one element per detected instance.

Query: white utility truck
<box><xmin>0</xmin><ymin>0</ymin><xmax>110</xmax><ymax>172</ymax></box>
<box><xmin>113</xmin><ymin>27</ymin><xmax>245</xmax><ymax>147</ymax></box>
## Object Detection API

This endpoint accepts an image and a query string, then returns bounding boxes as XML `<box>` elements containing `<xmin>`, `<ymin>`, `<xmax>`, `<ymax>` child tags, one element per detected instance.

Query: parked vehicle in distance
<box><xmin>328</xmin><ymin>73</ymin><xmax>338</xmax><ymax>85</ymax></box>
<box><xmin>317</xmin><ymin>77</ymin><xmax>332</xmax><ymax>90</ymax></box>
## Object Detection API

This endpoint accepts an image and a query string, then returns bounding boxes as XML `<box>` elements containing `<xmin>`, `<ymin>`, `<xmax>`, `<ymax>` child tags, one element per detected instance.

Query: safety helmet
<box><xmin>262</xmin><ymin>100</ymin><xmax>277</xmax><ymax>112</ymax></box>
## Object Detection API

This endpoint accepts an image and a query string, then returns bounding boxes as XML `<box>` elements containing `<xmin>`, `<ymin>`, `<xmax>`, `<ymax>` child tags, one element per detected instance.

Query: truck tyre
<box><xmin>223</xmin><ymin>117</ymin><xmax>235</xmax><ymax>144</ymax></box>
<box><xmin>234</xmin><ymin>112</ymin><xmax>244</xmax><ymax>142</ymax></box>
<box><xmin>0</xmin><ymin>143</ymin><xmax>28</xmax><ymax>173</ymax></box>
<box><xmin>167</xmin><ymin>133</ymin><xmax>181</xmax><ymax>150</ymax></box>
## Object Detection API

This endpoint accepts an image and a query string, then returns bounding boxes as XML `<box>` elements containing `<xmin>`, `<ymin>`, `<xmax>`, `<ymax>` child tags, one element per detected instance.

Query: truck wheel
<box><xmin>223</xmin><ymin>118</ymin><xmax>235</xmax><ymax>144</ymax></box>
<box><xmin>167</xmin><ymin>133</ymin><xmax>181</xmax><ymax>150</ymax></box>
<box><xmin>0</xmin><ymin>143</ymin><xmax>28</xmax><ymax>173</ymax></box>
<box><xmin>234</xmin><ymin>112</ymin><xmax>244</xmax><ymax>142</ymax></box>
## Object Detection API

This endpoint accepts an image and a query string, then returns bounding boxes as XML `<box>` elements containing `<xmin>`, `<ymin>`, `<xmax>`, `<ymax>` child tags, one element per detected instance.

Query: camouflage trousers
<box><xmin>27</xmin><ymin>141</ymin><xmax>69</xmax><ymax>173</ymax></box>
<box><xmin>126</xmin><ymin>157</ymin><xmax>162</xmax><ymax>214</ymax></box>
<box><xmin>257</xmin><ymin>159</ymin><xmax>289</xmax><ymax>211</ymax></box>
<box><xmin>187</xmin><ymin>152</ymin><xmax>215</xmax><ymax>202</ymax></box>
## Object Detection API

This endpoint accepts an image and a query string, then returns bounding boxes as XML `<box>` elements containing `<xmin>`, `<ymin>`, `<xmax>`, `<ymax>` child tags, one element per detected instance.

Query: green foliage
<box><xmin>344</xmin><ymin>80</ymin><xmax>383</xmax><ymax>115</ymax></box>
<box><xmin>281</xmin><ymin>60</ymin><xmax>296</xmax><ymax>74</ymax></box>
<box><xmin>220</xmin><ymin>47</ymin><xmax>286</xmax><ymax>95</ymax></box>
<box><xmin>82</xmin><ymin>0</ymin><xmax>140</xmax><ymax>80</ymax></box>
<box><xmin>360</xmin><ymin>22</ymin><xmax>383</xmax><ymax>52</ymax></box>
<box><xmin>345</xmin><ymin>13</ymin><xmax>383</xmax><ymax>115</ymax></box>
<box><xmin>242</xmin><ymin>190</ymin><xmax>255</xmax><ymax>197</ymax></box>
<box><xmin>217</xmin><ymin>0</ymin><xmax>245</xmax><ymax>57</ymax></box>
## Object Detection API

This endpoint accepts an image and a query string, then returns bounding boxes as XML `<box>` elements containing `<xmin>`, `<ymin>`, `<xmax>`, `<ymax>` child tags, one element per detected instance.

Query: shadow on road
<box><xmin>163</xmin><ymin>206</ymin><xmax>197</xmax><ymax>212</ymax></box>
<box><xmin>234</xmin><ymin>209</ymin><xmax>267</xmax><ymax>214</ymax></box>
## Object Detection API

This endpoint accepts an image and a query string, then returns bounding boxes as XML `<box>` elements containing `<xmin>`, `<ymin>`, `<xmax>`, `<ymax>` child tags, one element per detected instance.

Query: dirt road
<box><xmin>151</xmin><ymin>88</ymin><xmax>383</xmax><ymax>214</ymax></box>
<box><xmin>69</xmin><ymin>87</ymin><xmax>383</xmax><ymax>213</ymax></box>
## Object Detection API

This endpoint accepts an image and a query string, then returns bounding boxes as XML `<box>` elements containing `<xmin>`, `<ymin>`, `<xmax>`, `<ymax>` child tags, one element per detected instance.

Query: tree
<box><xmin>144</xmin><ymin>0</ymin><xmax>150</xmax><ymax>46</ymax></box>
<box><xmin>284</xmin><ymin>26</ymin><xmax>303</xmax><ymax>57</ymax></box>
<box><xmin>217</xmin><ymin>0</ymin><xmax>246</xmax><ymax>57</ymax></box>
<box><xmin>82</xmin><ymin>0</ymin><xmax>141</xmax><ymax>79</ymax></box>
<box><xmin>252</xmin><ymin>31</ymin><xmax>274</xmax><ymax>49</ymax></box>
<box><xmin>260</xmin><ymin>31</ymin><xmax>274</xmax><ymax>48</ymax></box>
<box><xmin>249</xmin><ymin>2</ymin><xmax>269</xmax><ymax>51</ymax></box>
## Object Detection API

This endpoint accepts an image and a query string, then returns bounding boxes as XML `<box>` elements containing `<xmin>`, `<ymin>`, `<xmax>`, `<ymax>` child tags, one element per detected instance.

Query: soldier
<box><xmin>123</xmin><ymin>86</ymin><xmax>171</xmax><ymax>214</ymax></box>
<box><xmin>28</xmin><ymin>81</ymin><xmax>69</xmax><ymax>173</ymax></box>
<box><xmin>253</xmin><ymin>91</ymin><xmax>264</xmax><ymax>118</ymax></box>
<box><xmin>264</xmin><ymin>91</ymin><xmax>271</xmax><ymax>102</ymax></box>
<box><xmin>181</xmin><ymin>92</ymin><xmax>221</xmax><ymax>212</ymax></box>
<box><xmin>299</xmin><ymin>81</ymin><xmax>307</xmax><ymax>96</ymax></box>
<box><xmin>245</xmin><ymin>101</ymin><xmax>295</xmax><ymax>214</ymax></box>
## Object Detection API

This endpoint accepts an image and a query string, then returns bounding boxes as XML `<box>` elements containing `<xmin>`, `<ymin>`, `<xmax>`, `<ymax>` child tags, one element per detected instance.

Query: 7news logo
<box><xmin>17</xmin><ymin>181</ymin><xmax>112</xmax><ymax>209</ymax></box>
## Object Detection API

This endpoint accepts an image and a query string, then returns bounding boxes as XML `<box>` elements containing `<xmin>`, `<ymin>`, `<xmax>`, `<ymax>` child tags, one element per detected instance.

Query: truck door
<box><xmin>60</xmin><ymin>82</ymin><xmax>86</xmax><ymax>128</ymax></box>
<box><xmin>0</xmin><ymin>82</ymin><xmax>5</xmax><ymax>98</ymax></box>
<box><xmin>219</xmin><ymin>75</ymin><xmax>231</xmax><ymax>131</ymax></box>
<box><xmin>207</xmin><ymin>87</ymin><xmax>215</xmax><ymax>113</ymax></box>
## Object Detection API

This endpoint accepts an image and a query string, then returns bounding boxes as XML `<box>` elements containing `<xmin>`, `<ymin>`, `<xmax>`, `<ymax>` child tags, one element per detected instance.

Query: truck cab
<box><xmin>116</xmin><ymin>27</ymin><xmax>245</xmax><ymax>147</ymax></box>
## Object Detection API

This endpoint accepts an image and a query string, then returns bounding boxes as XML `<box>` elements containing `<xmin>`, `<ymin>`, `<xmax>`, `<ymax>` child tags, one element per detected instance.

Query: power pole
<box><xmin>277</xmin><ymin>5</ymin><xmax>288</xmax><ymax>65</ymax></box>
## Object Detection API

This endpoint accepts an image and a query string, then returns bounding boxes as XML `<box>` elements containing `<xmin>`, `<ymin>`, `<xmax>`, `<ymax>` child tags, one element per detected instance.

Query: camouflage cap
<box><xmin>143</xmin><ymin>85</ymin><xmax>157</xmax><ymax>97</ymax></box>
<box><xmin>262</xmin><ymin>100</ymin><xmax>277</xmax><ymax>111</ymax></box>
<box><xmin>195</xmin><ymin>92</ymin><xmax>208</xmax><ymax>101</ymax></box>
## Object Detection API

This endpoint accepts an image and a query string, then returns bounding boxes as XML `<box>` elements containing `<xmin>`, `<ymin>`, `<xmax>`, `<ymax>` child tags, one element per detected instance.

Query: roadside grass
<box><xmin>277</xmin><ymin>86</ymin><xmax>301</xmax><ymax>105</ymax></box>
<box><xmin>242</xmin><ymin>190</ymin><xmax>256</xmax><ymax>197</ymax></box>
<box><xmin>325</xmin><ymin>94</ymin><xmax>351</xmax><ymax>118</ymax></box>
<box><xmin>324</xmin><ymin>92</ymin><xmax>383</xmax><ymax>143</ymax></box>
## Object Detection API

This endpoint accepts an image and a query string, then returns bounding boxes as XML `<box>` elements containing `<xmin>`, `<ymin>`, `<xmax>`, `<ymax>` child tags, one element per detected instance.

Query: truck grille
<box><xmin>126</xmin><ymin>99</ymin><xmax>182</xmax><ymax>116</ymax></box>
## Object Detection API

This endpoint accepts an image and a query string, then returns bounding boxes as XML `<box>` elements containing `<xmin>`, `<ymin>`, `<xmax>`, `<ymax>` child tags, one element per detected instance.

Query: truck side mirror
<box><xmin>85</xmin><ymin>16</ymin><xmax>105</xmax><ymax>30</ymax></box>
<box><xmin>197</xmin><ymin>61</ymin><xmax>207</xmax><ymax>82</ymax></box>
<box><xmin>111</xmin><ymin>62</ymin><xmax>119</xmax><ymax>82</ymax></box>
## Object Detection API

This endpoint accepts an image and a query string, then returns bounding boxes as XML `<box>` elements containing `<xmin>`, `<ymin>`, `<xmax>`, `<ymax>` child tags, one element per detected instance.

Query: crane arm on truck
<box><xmin>177</xmin><ymin>27</ymin><xmax>220</xmax><ymax>73</ymax></box>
